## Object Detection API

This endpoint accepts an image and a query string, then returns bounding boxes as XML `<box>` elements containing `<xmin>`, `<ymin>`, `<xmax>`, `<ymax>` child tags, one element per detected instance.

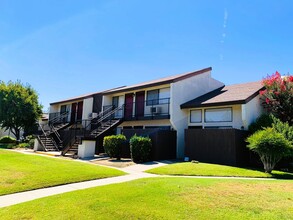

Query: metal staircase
<box><xmin>61</xmin><ymin>105</ymin><xmax>124</xmax><ymax>156</ymax></box>
<box><xmin>37</xmin><ymin>111</ymin><xmax>71</xmax><ymax>152</ymax></box>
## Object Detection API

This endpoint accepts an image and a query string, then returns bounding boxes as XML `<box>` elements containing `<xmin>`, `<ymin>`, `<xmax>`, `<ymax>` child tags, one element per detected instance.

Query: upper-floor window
<box><xmin>205</xmin><ymin>107</ymin><xmax>232</xmax><ymax>122</ymax></box>
<box><xmin>146</xmin><ymin>90</ymin><xmax>159</xmax><ymax>106</ymax></box>
<box><xmin>146</xmin><ymin>88</ymin><xmax>170</xmax><ymax>106</ymax></box>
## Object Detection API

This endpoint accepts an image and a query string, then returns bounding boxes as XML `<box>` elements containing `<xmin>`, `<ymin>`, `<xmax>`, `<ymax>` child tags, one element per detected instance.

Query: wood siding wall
<box><xmin>122</xmin><ymin>129</ymin><xmax>177</xmax><ymax>160</ymax></box>
<box><xmin>185</xmin><ymin>129</ymin><xmax>249</xmax><ymax>166</ymax></box>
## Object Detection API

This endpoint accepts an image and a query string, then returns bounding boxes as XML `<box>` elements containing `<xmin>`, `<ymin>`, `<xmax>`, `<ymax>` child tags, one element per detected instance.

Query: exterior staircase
<box><xmin>37</xmin><ymin>111</ymin><xmax>71</xmax><ymax>152</ymax></box>
<box><xmin>37</xmin><ymin>135</ymin><xmax>59</xmax><ymax>151</ymax></box>
<box><xmin>90</xmin><ymin>119</ymin><xmax>122</xmax><ymax>138</ymax></box>
<box><xmin>61</xmin><ymin>105</ymin><xmax>124</xmax><ymax>157</ymax></box>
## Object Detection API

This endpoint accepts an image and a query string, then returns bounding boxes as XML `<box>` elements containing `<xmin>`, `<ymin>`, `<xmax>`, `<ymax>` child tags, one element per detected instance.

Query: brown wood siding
<box><xmin>121</xmin><ymin>129</ymin><xmax>177</xmax><ymax>160</ymax></box>
<box><xmin>184</xmin><ymin>129</ymin><xmax>249</xmax><ymax>166</ymax></box>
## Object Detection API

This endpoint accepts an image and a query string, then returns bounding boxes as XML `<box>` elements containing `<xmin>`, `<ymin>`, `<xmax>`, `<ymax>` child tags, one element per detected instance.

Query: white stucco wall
<box><xmin>82</xmin><ymin>97</ymin><xmax>94</xmax><ymax>120</ymax></box>
<box><xmin>242</xmin><ymin>95</ymin><xmax>264</xmax><ymax>129</ymax></box>
<box><xmin>187</xmin><ymin>96</ymin><xmax>264</xmax><ymax>131</ymax></box>
<box><xmin>120</xmin><ymin>119</ymin><xmax>171</xmax><ymax>128</ymax></box>
<box><xmin>78</xmin><ymin>140</ymin><xmax>96</xmax><ymax>158</ymax></box>
<box><xmin>188</xmin><ymin>105</ymin><xmax>243</xmax><ymax>129</ymax></box>
<box><xmin>170</xmin><ymin>71</ymin><xmax>224</xmax><ymax>158</ymax></box>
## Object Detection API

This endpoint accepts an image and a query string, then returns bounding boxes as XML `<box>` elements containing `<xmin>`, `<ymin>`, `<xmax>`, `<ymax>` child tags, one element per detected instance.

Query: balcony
<box><xmin>103</xmin><ymin>98</ymin><xmax>170</xmax><ymax>121</ymax></box>
<box><xmin>49</xmin><ymin>111</ymin><xmax>71</xmax><ymax>125</ymax></box>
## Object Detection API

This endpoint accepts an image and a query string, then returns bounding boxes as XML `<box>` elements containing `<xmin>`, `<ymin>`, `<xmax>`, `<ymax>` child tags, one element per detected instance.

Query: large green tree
<box><xmin>0</xmin><ymin>81</ymin><xmax>42</xmax><ymax>140</ymax></box>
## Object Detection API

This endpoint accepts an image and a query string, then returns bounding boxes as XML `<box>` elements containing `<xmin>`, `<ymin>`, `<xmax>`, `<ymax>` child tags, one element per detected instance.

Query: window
<box><xmin>146</xmin><ymin>89</ymin><xmax>159</xmax><ymax>106</ymax></box>
<box><xmin>205</xmin><ymin>108</ymin><xmax>232</xmax><ymax>122</ymax></box>
<box><xmin>190</xmin><ymin>110</ymin><xmax>202</xmax><ymax>123</ymax></box>
<box><xmin>60</xmin><ymin>105</ymin><xmax>67</xmax><ymax>113</ymax></box>
<box><xmin>112</xmin><ymin>96</ymin><xmax>119</xmax><ymax>108</ymax></box>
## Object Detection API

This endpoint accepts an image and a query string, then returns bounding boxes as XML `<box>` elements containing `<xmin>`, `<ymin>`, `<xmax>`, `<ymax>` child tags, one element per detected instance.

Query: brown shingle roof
<box><xmin>104</xmin><ymin>67</ymin><xmax>212</xmax><ymax>94</ymax></box>
<box><xmin>50</xmin><ymin>86</ymin><xmax>126</xmax><ymax>105</ymax></box>
<box><xmin>181</xmin><ymin>81</ymin><xmax>264</xmax><ymax>109</ymax></box>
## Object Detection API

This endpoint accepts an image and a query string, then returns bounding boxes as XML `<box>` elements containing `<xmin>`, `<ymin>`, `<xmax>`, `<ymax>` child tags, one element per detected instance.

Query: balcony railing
<box><xmin>49</xmin><ymin>111</ymin><xmax>71</xmax><ymax>125</ymax></box>
<box><xmin>103</xmin><ymin>98</ymin><xmax>170</xmax><ymax>121</ymax></box>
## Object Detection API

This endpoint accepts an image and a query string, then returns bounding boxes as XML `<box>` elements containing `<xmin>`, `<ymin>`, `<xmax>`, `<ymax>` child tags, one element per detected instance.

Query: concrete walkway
<box><xmin>0</xmin><ymin>151</ymin><xmax>280</xmax><ymax>209</ymax></box>
<box><xmin>0</xmin><ymin>160</ymin><xmax>170</xmax><ymax>208</ymax></box>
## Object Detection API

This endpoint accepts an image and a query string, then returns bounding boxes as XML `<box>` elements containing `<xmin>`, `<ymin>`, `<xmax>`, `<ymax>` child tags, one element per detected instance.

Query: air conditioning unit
<box><xmin>150</xmin><ymin>107</ymin><xmax>161</xmax><ymax>114</ymax></box>
<box><xmin>88</xmin><ymin>112</ymin><xmax>98</xmax><ymax>119</ymax></box>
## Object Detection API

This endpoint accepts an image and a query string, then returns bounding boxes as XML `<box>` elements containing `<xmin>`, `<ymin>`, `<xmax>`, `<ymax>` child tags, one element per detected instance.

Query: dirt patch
<box><xmin>91</xmin><ymin>158</ymin><xmax>135</xmax><ymax>168</ymax></box>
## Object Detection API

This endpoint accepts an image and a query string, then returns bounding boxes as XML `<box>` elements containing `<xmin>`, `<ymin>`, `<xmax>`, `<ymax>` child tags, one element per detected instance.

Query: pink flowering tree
<box><xmin>260</xmin><ymin>72</ymin><xmax>293</xmax><ymax>125</ymax></box>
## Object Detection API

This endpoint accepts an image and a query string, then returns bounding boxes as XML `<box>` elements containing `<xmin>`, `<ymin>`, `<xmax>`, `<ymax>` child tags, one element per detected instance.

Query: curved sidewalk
<box><xmin>0</xmin><ymin>161</ymin><xmax>170</xmax><ymax>208</ymax></box>
<box><xmin>0</xmin><ymin>160</ymin><xmax>278</xmax><ymax>208</ymax></box>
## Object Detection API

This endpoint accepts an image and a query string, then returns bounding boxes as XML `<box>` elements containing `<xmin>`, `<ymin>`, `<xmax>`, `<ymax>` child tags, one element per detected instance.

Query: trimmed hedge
<box><xmin>130</xmin><ymin>135</ymin><xmax>152</xmax><ymax>163</ymax></box>
<box><xmin>103</xmin><ymin>134</ymin><xmax>126</xmax><ymax>160</ymax></box>
<box><xmin>0</xmin><ymin>136</ymin><xmax>16</xmax><ymax>144</ymax></box>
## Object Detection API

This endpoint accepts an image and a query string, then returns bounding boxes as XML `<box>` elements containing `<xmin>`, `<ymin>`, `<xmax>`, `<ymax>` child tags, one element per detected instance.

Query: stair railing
<box><xmin>49</xmin><ymin>111</ymin><xmax>70</xmax><ymax>126</ymax></box>
<box><xmin>37</xmin><ymin>122</ymin><xmax>48</xmax><ymax>151</ymax></box>
<box><xmin>88</xmin><ymin>105</ymin><xmax>124</xmax><ymax>138</ymax></box>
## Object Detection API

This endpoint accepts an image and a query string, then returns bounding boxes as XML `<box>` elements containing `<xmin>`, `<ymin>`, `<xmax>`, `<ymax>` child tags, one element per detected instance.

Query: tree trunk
<box><xmin>11</xmin><ymin>127</ymin><xmax>20</xmax><ymax>141</ymax></box>
<box><xmin>260</xmin><ymin>154</ymin><xmax>281</xmax><ymax>174</ymax></box>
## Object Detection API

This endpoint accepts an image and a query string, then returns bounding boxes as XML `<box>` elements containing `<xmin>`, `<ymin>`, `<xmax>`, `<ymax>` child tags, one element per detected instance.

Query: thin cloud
<box><xmin>220</xmin><ymin>8</ymin><xmax>228</xmax><ymax>61</ymax></box>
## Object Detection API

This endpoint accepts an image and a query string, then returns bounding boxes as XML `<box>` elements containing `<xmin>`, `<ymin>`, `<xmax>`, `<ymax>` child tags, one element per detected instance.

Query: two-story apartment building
<box><xmin>41</xmin><ymin>67</ymin><xmax>264</xmax><ymax>163</ymax></box>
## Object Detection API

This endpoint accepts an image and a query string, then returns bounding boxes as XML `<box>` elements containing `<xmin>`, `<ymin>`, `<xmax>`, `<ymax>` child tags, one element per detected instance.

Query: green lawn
<box><xmin>146</xmin><ymin>162</ymin><xmax>293</xmax><ymax>179</ymax></box>
<box><xmin>0</xmin><ymin>177</ymin><xmax>292</xmax><ymax>219</ymax></box>
<box><xmin>0</xmin><ymin>149</ymin><xmax>125</xmax><ymax>195</ymax></box>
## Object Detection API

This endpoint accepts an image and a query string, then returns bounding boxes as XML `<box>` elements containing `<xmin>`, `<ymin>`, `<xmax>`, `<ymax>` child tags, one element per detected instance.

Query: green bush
<box><xmin>16</xmin><ymin>143</ymin><xmax>30</xmax><ymax>148</ymax></box>
<box><xmin>248</xmin><ymin>114</ymin><xmax>274</xmax><ymax>134</ymax></box>
<box><xmin>103</xmin><ymin>134</ymin><xmax>126</xmax><ymax>160</ymax></box>
<box><xmin>130</xmin><ymin>135</ymin><xmax>152</xmax><ymax>163</ymax></box>
<box><xmin>246</xmin><ymin>128</ymin><xmax>292</xmax><ymax>173</ymax></box>
<box><xmin>0</xmin><ymin>143</ymin><xmax>16</xmax><ymax>149</ymax></box>
<box><xmin>272</xmin><ymin>117</ymin><xmax>293</xmax><ymax>144</ymax></box>
<box><xmin>0</xmin><ymin>136</ymin><xmax>16</xmax><ymax>144</ymax></box>
<box><xmin>23</xmin><ymin>135</ymin><xmax>36</xmax><ymax>149</ymax></box>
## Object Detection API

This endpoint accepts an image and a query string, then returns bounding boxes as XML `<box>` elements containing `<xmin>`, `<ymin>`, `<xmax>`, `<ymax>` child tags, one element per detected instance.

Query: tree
<box><xmin>0</xmin><ymin>81</ymin><xmax>42</xmax><ymax>140</ymax></box>
<box><xmin>246</xmin><ymin>128</ymin><xmax>292</xmax><ymax>173</ymax></box>
<box><xmin>259</xmin><ymin>71</ymin><xmax>293</xmax><ymax>125</ymax></box>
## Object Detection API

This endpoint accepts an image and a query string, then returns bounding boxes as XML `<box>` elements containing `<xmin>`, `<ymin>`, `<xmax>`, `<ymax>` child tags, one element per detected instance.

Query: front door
<box><xmin>77</xmin><ymin>101</ymin><xmax>83</xmax><ymax>121</ymax></box>
<box><xmin>124</xmin><ymin>93</ymin><xmax>133</xmax><ymax>119</ymax></box>
<box><xmin>70</xmin><ymin>101</ymin><xmax>83</xmax><ymax>122</ymax></box>
<box><xmin>135</xmin><ymin>91</ymin><xmax>145</xmax><ymax>118</ymax></box>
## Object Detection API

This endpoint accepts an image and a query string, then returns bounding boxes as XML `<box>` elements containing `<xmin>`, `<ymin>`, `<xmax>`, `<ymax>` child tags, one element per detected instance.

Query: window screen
<box><xmin>146</xmin><ymin>90</ymin><xmax>159</xmax><ymax>106</ymax></box>
<box><xmin>205</xmin><ymin>108</ymin><xmax>232</xmax><ymax>122</ymax></box>
<box><xmin>190</xmin><ymin>110</ymin><xmax>202</xmax><ymax>123</ymax></box>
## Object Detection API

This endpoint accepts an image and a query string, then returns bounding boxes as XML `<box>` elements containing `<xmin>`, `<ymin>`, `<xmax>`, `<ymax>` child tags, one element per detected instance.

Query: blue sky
<box><xmin>0</xmin><ymin>0</ymin><xmax>292</xmax><ymax>110</ymax></box>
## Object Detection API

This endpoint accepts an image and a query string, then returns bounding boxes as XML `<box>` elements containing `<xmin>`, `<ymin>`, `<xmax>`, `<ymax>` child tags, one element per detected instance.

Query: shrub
<box><xmin>0</xmin><ymin>143</ymin><xmax>16</xmax><ymax>149</ymax></box>
<box><xmin>272</xmin><ymin>117</ymin><xmax>293</xmax><ymax>144</ymax></box>
<box><xmin>16</xmin><ymin>143</ymin><xmax>30</xmax><ymax>148</ymax></box>
<box><xmin>23</xmin><ymin>135</ymin><xmax>36</xmax><ymax>149</ymax></box>
<box><xmin>246</xmin><ymin>128</ymin><xmax>292</xmax><ymax>173</ymax></box>
<box><xmin>0</xmin><ymin>136</ymin><xmax>16</xmax><ymax>144</ymax></box>
<box><xmin>130</xmin><ymin>135</ymin><xmax>152</xmax><ymax>163</ymax></box>
<box><xmin>248</xmin><ymin>114</ymin><xmax>274</xmax><ymax>134</ymax></box>
<box><xmin>103</xmin><ymin>134</ymin><xmax>126</xmax><ymax>160</ymax></box>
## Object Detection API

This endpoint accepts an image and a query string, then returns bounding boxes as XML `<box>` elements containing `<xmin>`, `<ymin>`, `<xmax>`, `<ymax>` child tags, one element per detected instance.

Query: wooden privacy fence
<box><xmin>122</xmin><ymin>129</ymin><xmax>177</xmax><ymax>161</ymax></box>
<box><xmin>185</xmin><ymin>129</ymin><xmax>249</xmax><ymax>166</ymax></box>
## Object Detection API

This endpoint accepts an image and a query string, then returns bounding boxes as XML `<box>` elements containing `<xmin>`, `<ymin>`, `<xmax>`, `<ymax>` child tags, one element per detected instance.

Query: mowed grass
<box><xmin>0</xmin><ymin>178</ymin><xmax>292</xmax><ymax>220</ymax></box>
<box><xmin>0</xmin><ymin>149</ymin><xmax>125</xmax><ymax>195</ymax></box>
<box><xmin>146</xmin><ymin>162</ymin><xmax>293</xmax><ymax>179</ymax></box>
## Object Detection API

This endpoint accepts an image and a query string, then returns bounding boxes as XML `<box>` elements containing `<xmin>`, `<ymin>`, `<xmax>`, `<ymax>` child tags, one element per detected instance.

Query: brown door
<box><xmin>70</xmin><ymin>101</ymin><xmax>83</xmax><ymax>122</ymax></box>
<box><xmin>124</xmin><ymin>93</ymin><xmax>133</xmax><ymax>119</ymax></box>
<box><xmin>135</xmin><ymin>91</ymin><xmax>145</xmax><ymax>117</ymax></box>
<box><xmin>71</xmin><ymin>103</ymin><xmax>77</xmax><ymax>122</ymax></box>
<box><xmin>77</xmin><ymin>101</ymin><xmax>83</xmax><ymax>121</ymax></box>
